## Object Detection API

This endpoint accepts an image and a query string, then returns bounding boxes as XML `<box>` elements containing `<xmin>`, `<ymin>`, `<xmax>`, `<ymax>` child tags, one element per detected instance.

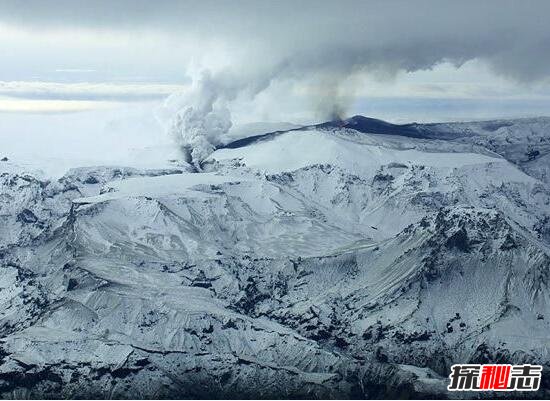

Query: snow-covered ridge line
<box><xmin>222</xmin><ymin>114</ymin><xmax>550</xmax><ymax>149</ymax></box>
<box><xmin>211</xmin><ymin>128</ymin><xmax>506</xmax><ymax>175</ymax></box>
<box><xmin>219</xmin><ymin>114</ymin><xmax>550</xmax><ymax>184</ymax></box>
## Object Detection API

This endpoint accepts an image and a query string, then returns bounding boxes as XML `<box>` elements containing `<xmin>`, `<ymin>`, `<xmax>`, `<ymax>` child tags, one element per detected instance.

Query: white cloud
<box><xmin>0</xmin><ymin>97</ymin><xmax>122</xmax><ymax>113</ymax></box>
<box><xmin>0</xmin><ymin>81</ymin><xmax>186</xmax><ymax>101</ymax></box>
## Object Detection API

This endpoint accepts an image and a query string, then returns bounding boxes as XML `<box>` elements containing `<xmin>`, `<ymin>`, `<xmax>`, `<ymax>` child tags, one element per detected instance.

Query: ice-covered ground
<box><xmin>1</xmin><ymin>112</ymin><xmax>550</xmax><ymax>398</ymax></box>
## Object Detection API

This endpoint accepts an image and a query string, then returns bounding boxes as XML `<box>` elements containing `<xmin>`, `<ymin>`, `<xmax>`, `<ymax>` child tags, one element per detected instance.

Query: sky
<box><xmin>1</xmin><ymin>0</ymin><xmax>550</xmax><ymax>123</ymax></box>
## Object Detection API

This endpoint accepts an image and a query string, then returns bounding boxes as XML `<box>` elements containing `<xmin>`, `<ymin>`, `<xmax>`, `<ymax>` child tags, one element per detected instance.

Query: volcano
<box><xmin>1</xmin><ymin>115</ymin><xmax>550</xmax><ymax>398</ymax></box>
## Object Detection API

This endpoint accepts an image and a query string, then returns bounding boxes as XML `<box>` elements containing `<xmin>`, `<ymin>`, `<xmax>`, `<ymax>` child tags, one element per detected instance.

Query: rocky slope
<box><xmin>1</xmin><ymin>116</ymin><xmax>549</xmax><ymax>398</ymax></box>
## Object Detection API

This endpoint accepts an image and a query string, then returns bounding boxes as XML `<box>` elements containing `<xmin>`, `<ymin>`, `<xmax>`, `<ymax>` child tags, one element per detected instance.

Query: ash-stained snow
<box><xmin>1</xmin><ymin>116</ymin><xmax>550</xmax><ymax>398</ymax></box>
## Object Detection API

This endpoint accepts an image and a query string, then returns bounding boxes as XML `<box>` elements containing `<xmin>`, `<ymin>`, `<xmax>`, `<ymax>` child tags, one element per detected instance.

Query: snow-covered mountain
<box><xmin>1</xmin><ymin>115</ymin><xmax>550</xmax><ymax>398</ymax></box>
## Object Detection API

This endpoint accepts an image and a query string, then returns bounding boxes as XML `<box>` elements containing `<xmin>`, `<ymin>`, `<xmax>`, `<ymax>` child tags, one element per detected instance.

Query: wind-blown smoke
<box><xmin>162</xmin><ymin>65</ymin><xmax>362</xmax><ymax>165</ymax></box>
<box><xmin>162</xmin><ymin>67</ymin><xmax>275</xmax><ymax>167</ymax></box>
<box><xmin>164</xmin><ymin>72</ymin><xmax>232</xmax><ymax>168</ymax></box>
<box><xmin>123</xmin><ymin>0</ymin><xmax>550</xmax><ymax>164</ymax></box>
<box><xmin>310</xmin><ymin>73</ymin><xmax>362</xmax><ymax>121</ymax></box>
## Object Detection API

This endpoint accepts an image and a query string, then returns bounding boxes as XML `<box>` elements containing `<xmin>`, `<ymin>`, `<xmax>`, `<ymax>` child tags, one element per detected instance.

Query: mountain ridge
<box><xmin>222</xmin><ymin>114</ymin><xmax>550</xmax><ymax>149</ymax></box>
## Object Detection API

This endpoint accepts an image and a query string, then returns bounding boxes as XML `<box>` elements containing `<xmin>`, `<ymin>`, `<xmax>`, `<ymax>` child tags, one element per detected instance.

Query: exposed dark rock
<box><xmin>16</xmin><ymin>209</ymin><xmax>38</xmax><ymax>224</ymax></box>
<box><xmin>445</xmin><ymin>226</ymin><xmax>470</xmax><ymax>252</ymax></box>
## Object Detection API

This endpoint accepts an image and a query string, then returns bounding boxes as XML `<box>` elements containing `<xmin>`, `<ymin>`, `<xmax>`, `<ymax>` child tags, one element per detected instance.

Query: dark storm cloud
<box><xmin>1</xmin><ymin>0</ymin><xmax>549</xmax><ymax>82</ymax></box>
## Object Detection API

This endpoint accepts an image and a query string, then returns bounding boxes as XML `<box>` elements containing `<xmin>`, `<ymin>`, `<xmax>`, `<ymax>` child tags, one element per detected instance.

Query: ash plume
<box><xmin>162</xmin><ymin>68</ymin><xmax>275</xmax><ymax>168</ymax></box>
<box><xmin>164</xmin><ymin>72</ymin><xmax>232</xmax><ymax>168</ymax></box>
<box><xmin>110</xmin><ymin>0</ymin><xmax>550</xmax><ymax>163</ymax></box>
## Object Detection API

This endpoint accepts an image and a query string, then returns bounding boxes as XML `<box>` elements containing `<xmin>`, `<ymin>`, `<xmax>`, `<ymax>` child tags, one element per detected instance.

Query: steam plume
<box><xmin>165</xmin><ymin>71</ymin><xmax>232</xmax><ymax>168</ymax></box>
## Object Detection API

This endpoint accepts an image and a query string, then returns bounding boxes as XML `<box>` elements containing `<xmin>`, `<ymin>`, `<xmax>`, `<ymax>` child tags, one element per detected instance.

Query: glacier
<box><xmin>1</xmin><ymin>115</ymin><xmax>550</xmax><ymax>398</ymax></box>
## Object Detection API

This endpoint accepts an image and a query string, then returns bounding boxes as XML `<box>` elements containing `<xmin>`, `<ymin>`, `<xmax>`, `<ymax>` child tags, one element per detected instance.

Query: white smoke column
<box><xmin>166</xmin><ymin>71</ymin><xmax>232</xmax><ymax>169</ymax></box>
